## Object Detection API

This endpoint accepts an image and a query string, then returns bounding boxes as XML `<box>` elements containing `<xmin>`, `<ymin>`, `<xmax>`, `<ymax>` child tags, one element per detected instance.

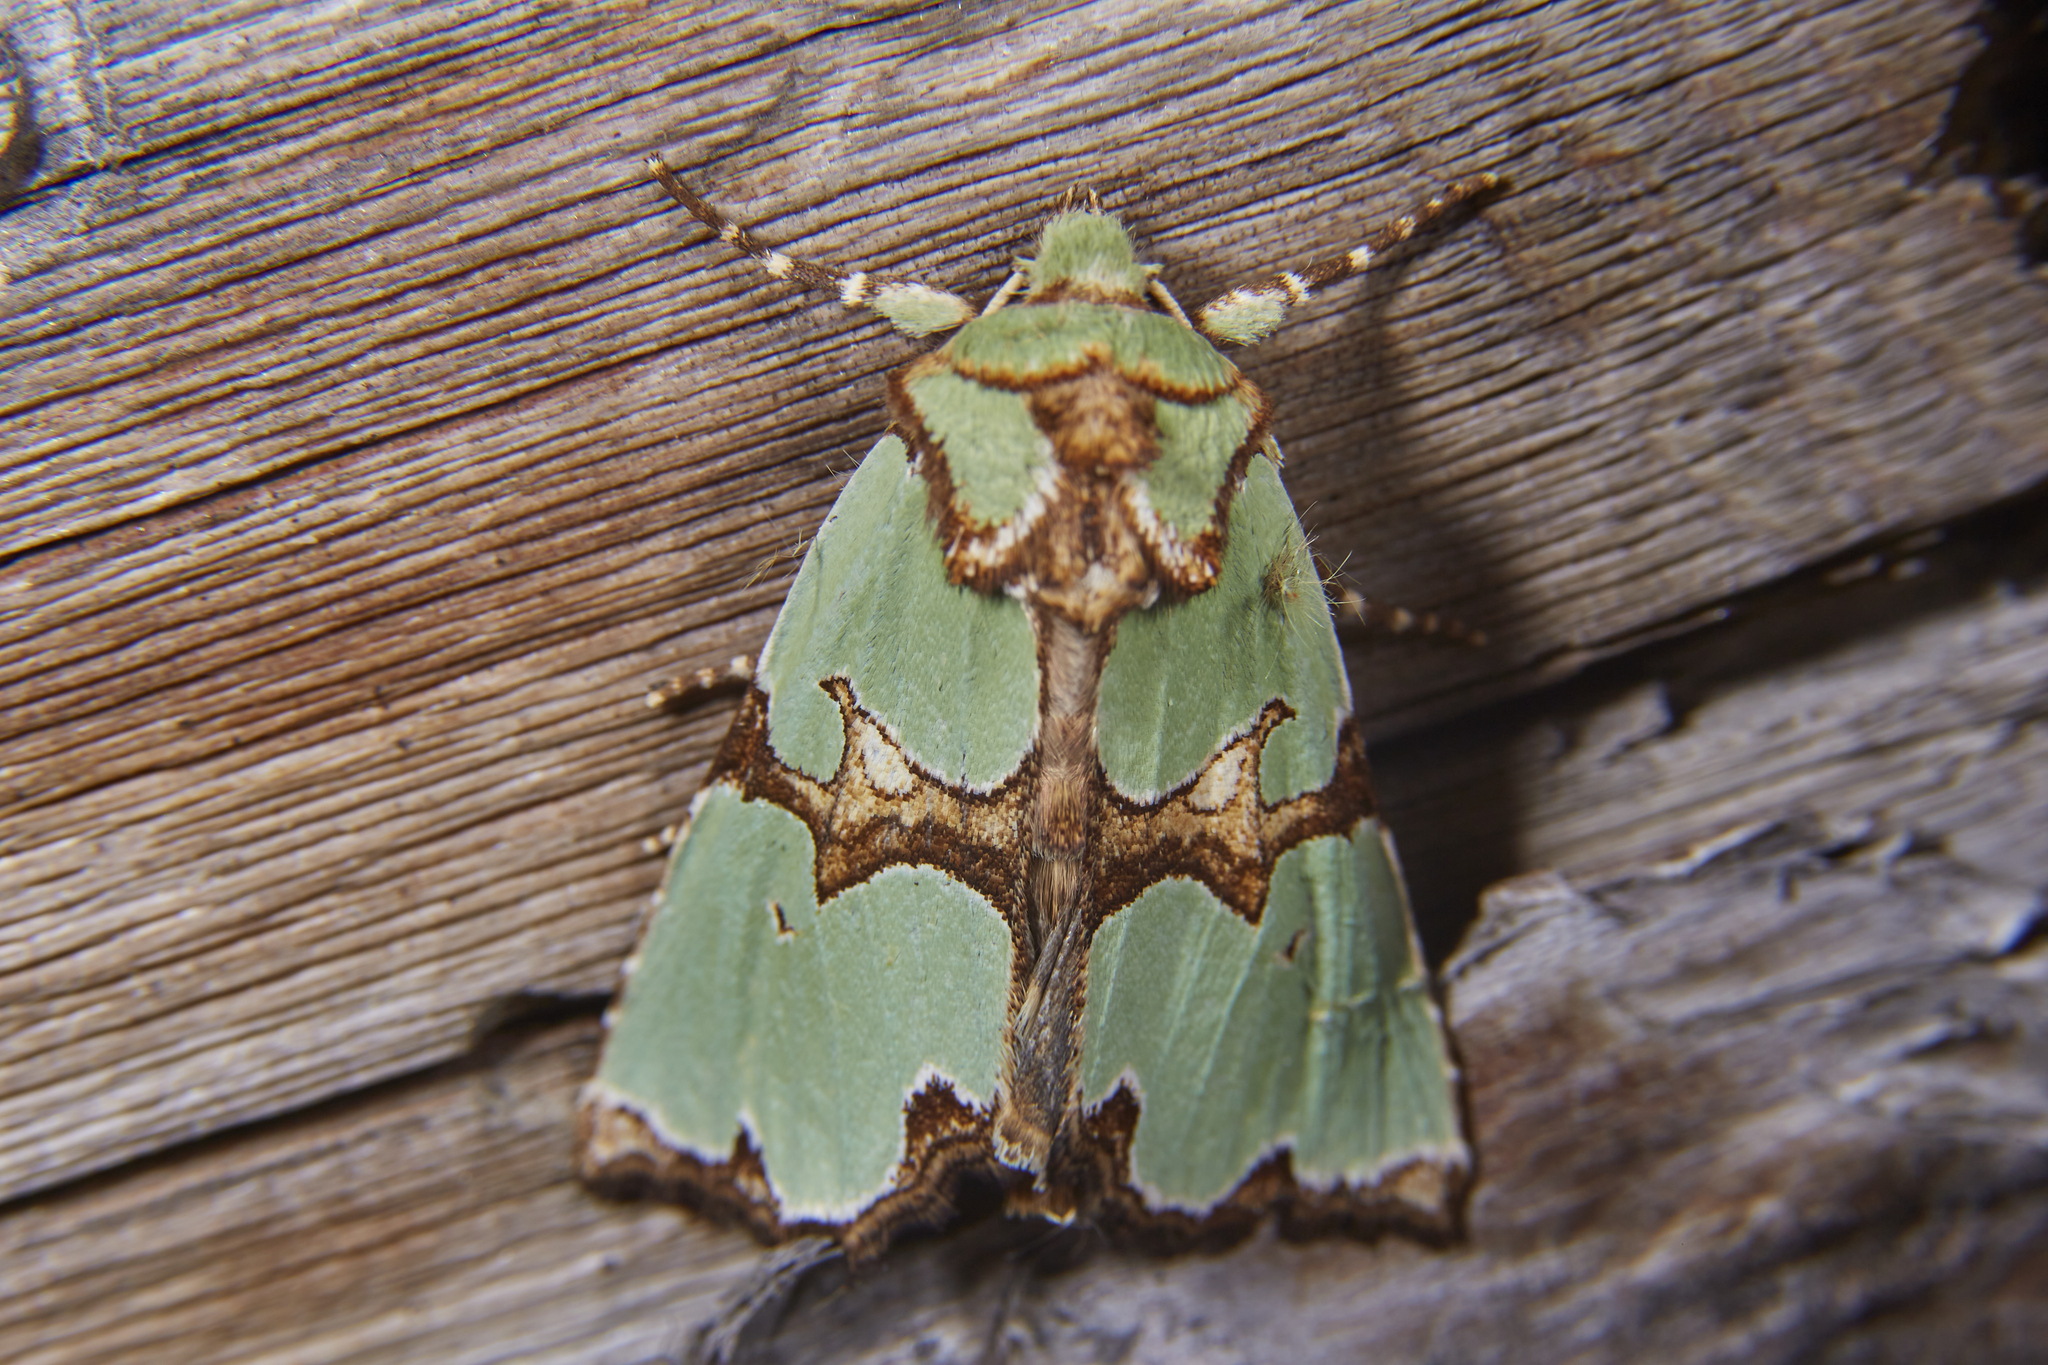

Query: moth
<box><xmin>580</xmin><ymin>155</ymin><xmax>1499</xmax><ymax>1260</ymax></box>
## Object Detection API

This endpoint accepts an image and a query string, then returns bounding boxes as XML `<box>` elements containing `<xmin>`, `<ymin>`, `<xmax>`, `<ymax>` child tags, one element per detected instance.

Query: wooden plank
<box><xmin>6</xmin><ymin>540</ymin><xmax>2042</xmax><ymax>1360</ymax></box>
<box><xmin>1380</xmin><ymin>498</ymin><xmax>2048</xmax><ymax>955</ymax></box>
<box><xmin>728</xmin><ymin>836</ymin><xmax>2047</xmax><ymax>1364</ymax></box>
<box><xmin>1</xmin><ymin>0</ymin><xmax>2041</xmax><ymax>1237</ymax></box>
<box><xmin>0</xmin><ymin>1018</ymin><xmax>757</xmax><ymax>1365</ymax></box>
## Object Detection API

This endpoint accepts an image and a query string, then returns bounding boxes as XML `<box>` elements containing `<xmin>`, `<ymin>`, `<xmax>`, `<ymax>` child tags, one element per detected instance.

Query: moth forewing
<box><xmin>579</xmin><ymin>157</ymin><xmax>1491</xmax><ymax>1256</ymax></box>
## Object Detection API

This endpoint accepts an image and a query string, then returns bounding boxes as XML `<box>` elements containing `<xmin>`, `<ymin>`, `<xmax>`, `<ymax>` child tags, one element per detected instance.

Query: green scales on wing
<box><xmin>580</xmin><ymin>159</ymin><xmax>1497</xmax><ymax>1257</ymax></box>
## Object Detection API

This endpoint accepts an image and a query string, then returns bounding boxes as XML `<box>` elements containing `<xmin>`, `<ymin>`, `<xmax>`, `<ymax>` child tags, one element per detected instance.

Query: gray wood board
<box><xmin>1</xmin><ymin>0</ymin><xmax>2044</xmax><ymax>1358</ymax></box>
<box><xmin>5</xmin><ymin>358</ymin><xmax>2044</xmax><ymax>1365</ymax></box>
<box><xmin>6</xmin><ymin>642</ymin><xmax>2043</xmax><ymax>1360</ymax></box>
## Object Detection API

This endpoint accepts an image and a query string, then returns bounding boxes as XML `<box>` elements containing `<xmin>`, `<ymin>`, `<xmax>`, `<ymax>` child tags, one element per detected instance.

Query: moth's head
<box><xmin>1026</xmin><ymin>210</ymin><xmax>1152</xmax><ymax>304</ymax></box>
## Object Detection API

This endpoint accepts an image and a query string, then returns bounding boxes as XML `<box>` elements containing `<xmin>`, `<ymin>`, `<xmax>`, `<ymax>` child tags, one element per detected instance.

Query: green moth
<box><xmin>580</xmin><ymin>156</ymin><xmax>1499</xmax><ymax>1259</ymax></box>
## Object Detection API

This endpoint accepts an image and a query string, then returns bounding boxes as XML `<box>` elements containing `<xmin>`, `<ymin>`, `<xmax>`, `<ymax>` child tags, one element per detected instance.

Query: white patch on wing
<box><xmin>1099</xmin><ymin>700</ymin><xmax>1270</xmax><ymax>805</ymax></box>
<box><xmin>1186</xmin><ymin>746</ymin><xmax>1248</xmax><ymax>810</ymax></box>
<box><xmin>836</xmin><ymin>672</ymin><xmax>1030</xmax><ymax>796</ymax></box>
<box><xmin>860</xmin><ymin>724</ymin><xmax>915</xmax><ymax>794</ymax></box>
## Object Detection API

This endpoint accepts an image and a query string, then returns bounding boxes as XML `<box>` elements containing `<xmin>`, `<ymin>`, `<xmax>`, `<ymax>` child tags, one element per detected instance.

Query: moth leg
<box><xmin>645</xmin><ymin>153</ymin><xmax>979</xmax><ymax>338</ymax></box>
<box><xmin>1327</xmin><ymin>579</ymin><xmax>1488</xmax><ymax>647</ymax></box>
<box><xmin>646</xmin><ymin>654</ymin><xmax>755</xmax><ymax>713</ymax></box>
<box><xmin>1145</xmin><ymin>276</ymin><xmax>1198</xmax><ymax>328</ymax></box>
<box><xmin>1194</xmin><ymin>173</ymin><xmax>1504</xmax><ymax>346</ymax></box>
<box><xmin>981</xmin><ymin>267</ymin><xmax>1029</xmax><ymax>316</ymax></box>
<box><xmin>1264</xmin><ymin>530</ymin><xmax>1485</xmax><ymax>646</ymax></box>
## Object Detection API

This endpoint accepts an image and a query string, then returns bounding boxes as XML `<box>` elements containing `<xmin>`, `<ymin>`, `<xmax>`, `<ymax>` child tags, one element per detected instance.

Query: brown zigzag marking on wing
<box><xmin>1090</xmin><ymin>704</ymin><xmax>1380</xmax><ymax>928</ymax></box>
<box><xmin>709</xmin><ymin>685</ymin><xmax>1376</xmax><ymax>938</ymax></box>
<box><xmin>709</xmin><ymin>682</ymin><xmax>1032</xmax><ymax>920</ymax></box>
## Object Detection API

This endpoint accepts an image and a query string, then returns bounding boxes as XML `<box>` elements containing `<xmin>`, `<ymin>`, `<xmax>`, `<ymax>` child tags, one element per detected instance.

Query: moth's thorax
<box><xmin>890</xmin><ymin>293</ymin><xmax>1274</xmax><ymax>633</ymax></box>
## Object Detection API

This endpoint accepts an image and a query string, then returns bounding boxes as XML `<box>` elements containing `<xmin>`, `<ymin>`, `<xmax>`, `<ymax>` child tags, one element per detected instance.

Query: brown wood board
<box><xmin>1</xmin><ymin>0</ymin><xmax>2044</xmax><ymax>1358</ymax></box>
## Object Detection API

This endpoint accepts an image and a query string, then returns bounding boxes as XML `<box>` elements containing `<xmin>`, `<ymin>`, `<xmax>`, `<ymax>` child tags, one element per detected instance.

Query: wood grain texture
<box><xmin>6</xmin><ymin>604</ymin><xmax>2043</xmax><ymax>1361</ymax></box>
<box><xmin>1380</xmin><ymin>501</ymin><xmax>2048</xmax><ymax>957</ymax></box>
<box><xmin>0</xmin><ymin>0</ymin><xmax>2043</xmax><ymax>1357</ymax></box>
<box><xmin>1</xmin><ymin>1017</ymin><xmax>759</xmax><ymax>1365</ymax></box>
<box><xmin>762</xmin><ymin>830</ymin><xmax>2044</xmax><ymax>1365</ymax></box>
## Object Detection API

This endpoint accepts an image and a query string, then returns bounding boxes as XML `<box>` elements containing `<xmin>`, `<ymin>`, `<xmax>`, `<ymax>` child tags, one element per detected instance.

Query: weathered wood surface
<box><xmin>1</xmin><ymin>0</ymin><xmax>2043</xmax><ymax>1358</ymax></box>
<box><xmin>8</xmin><ymin>556</ymin><xmax>2045</xmax><ymax>1361</ymax></box>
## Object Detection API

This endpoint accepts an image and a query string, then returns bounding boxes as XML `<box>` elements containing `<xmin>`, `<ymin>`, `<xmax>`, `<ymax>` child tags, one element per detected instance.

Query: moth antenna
<box><xmin>645</xmin><ymin>153</ymin><xmax>979</xmax><ymax>338</ymax></box>
<box><xmin>1195</xmin><ymin>173</ymin><xmax>1507</xmax><ymax>346</ymax></box>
